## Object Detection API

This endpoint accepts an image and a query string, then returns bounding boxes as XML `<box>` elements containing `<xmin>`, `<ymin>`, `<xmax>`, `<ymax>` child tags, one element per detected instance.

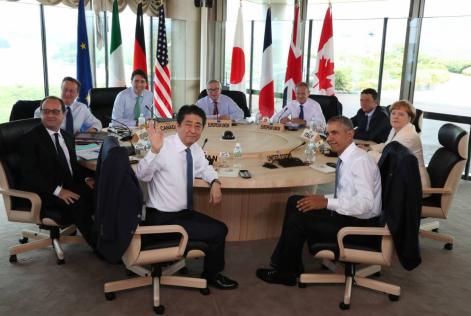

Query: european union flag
<box><xmin>77</xmin><ymin>0</ymin><xmax>93</xmax><ymax>104</ymax></box>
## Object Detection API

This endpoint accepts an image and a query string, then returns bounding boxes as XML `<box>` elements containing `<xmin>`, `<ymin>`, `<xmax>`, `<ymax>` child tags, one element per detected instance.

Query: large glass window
<box><xmin>0</xmin><ymin>1</ymin><xmax>44</xmax><ymax>122</ymax></box>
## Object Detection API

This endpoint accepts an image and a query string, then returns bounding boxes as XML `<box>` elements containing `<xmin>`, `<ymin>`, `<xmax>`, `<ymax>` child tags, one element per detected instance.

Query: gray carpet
<box><xmin>1</xmin><ymin>182</ymin><xmax>471</xmax><ymax>316</ymax></box>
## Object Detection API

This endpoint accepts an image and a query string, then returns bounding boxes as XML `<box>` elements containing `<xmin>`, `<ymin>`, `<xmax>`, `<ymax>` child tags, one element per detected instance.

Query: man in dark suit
<box><xmin>351</xmin><ymin>88</ymin><xmax>390</xmax><ymax>143</ymax></box>
<box><xmin>19</xmin><ymin>96</ymin><xmax>96</xmax><ymax>248</ymax></box>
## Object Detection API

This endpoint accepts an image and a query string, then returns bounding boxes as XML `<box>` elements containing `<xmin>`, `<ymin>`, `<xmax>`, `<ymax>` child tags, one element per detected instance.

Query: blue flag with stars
<box><xmin>77</xmin><ymin>0</ymin><xmax>92</xmax><ymax>104</ymax></box>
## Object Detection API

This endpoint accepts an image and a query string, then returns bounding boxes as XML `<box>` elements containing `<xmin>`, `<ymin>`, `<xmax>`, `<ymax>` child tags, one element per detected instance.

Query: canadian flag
<box><xmin>230</xmin><ymin>6</ymin><xmax>245</xmax><ymax>93</ymax></box>
<box><xmin>283</xmin><ymin>2</ymin><xmax>302</xmax><ymax>106</ymax></box>
<box><xmin>312</xmin><ymin>4</ymin><xmax>335</xmax><ymax>96</ymax></box>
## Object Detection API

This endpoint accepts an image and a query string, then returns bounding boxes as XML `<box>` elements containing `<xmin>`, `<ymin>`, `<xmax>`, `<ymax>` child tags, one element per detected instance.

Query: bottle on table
<box><xmin>233</xmin><ymin>142</ymin><xmax>243</xmax><ymax>169</ymax></box>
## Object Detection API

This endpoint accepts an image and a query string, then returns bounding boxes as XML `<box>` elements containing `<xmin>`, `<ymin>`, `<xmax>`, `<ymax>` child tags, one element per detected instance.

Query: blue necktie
<box><xmin>299</xmin><ymin>104</ymin><xmax>304</xmax><ymax>120</ymax></box>
<box><xmin>334</xmin><ymin>158</ymin><xmax>342</xmax><ymax>198</ymax></box>
<box><xmin>65</xmin><ymin>106</ymin><xmax>74</xmax><ymax>134</ymax></box>
<box><xmin>185</xmin><ymin>148</ymin><xmax>193</xmax><ymax>210</ymax></box>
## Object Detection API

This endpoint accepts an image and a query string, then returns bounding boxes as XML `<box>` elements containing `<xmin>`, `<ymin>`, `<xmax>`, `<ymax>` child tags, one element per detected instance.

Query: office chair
<box><xmin>96</xmin><ymin>137</ymin><xmax>209</xmax><ymax>314</ymax></box>
<box><xmin>0</xmin><ymin>118</ymin><xmax>85</xmax><ymax>264</ymax></box>
<box><xmin>89</xmin><ymin>87</ymin><xmax>126</xmax><ymax>127</ymax></box>
<box><xmin>420</xmin><ymin>123</ymin><xmax>468</xmax><ymax>250</ymax></box>
<box><xmin>9</xmin><ymin>100</ymin><xmax>41</xmax><ymax>121</ymax></box>
<box><xmin>198</xmin><ymin>89</ymin><xmax>250</xmax><ymax>118</ymax></box>
<box><xmin>308</xmin><ymin>94</ymin><xmax>343</xmax><ymax>121</ymax></box>
<box><xmin>386</xmin><ymin>104</ymin><xmax>423</xmax><ymax>133</ymax></box>
<box><xmin>299</xmin><ymin>141</ymin><xmax>422</xmax><ymax>310</ymax></box>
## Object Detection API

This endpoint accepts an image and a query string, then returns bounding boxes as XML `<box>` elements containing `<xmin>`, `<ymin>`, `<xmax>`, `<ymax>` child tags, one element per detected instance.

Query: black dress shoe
<box><xmin>207</xmin><ymin>273</ymin><xmax>239</xmax><ymax>290</ymax></box>
<box><xmin>256</xmin><ymin>268</ymin><xmax>297</xmax><ymax>286</ymax></box>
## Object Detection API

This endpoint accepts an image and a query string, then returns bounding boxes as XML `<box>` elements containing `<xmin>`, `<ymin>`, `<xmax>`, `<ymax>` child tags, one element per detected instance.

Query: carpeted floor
<box><xmin>1</xmin><ymin>182</ymin><xmax>470</xmax><ymax>316</ymax></box>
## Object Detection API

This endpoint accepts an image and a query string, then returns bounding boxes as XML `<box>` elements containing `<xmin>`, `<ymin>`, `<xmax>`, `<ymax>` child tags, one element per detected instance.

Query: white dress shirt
<box><xmin>34</xmin><ymin>100</ymin><xmax>102</xmax><ymax>134</ymax></box>
<box><xmin>196</xmin><ymin>95</ymin><xmax>244</xmax><ymax>121</ymax></box>
<box><xmin>111</xmin><ymin>87</ymin><xmax>155</xmax><ymax>127</ymax></box>
<box><xmin>272</xmin><ymin>98</ymin><xmax>326</xmax><ymax>125</ymax></box>
<box><xmin>136</xmin><ymin>134</ymin><xmax>218</xmax><ymax>212</ymax></box>
<box><xmin>326</xmin><ymin>143</ymin><xmax>382</xmax><ymax>219</ymax></box>
<box><xmin>369</xmin><ymin>122</ymin><xmax>431</xmax><ymax>189</ymax></box>
<box><xmin>45</xmin><ymin>128</ymin><xmax>73</xmax><ymax>196</ymax></box>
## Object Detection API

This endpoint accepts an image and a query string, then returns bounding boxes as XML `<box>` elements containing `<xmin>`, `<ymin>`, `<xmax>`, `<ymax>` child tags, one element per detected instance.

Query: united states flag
<box><xmin>153</xmin><ymin>5</ymin><xmax>173</xmax><ymax>118</ymax></box>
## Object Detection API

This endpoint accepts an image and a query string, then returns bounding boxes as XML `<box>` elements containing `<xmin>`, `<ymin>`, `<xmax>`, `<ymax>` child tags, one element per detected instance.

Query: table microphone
<box><xmin>107</xmin><ymin>117</ymin><xmax>133</xmax><ymax>141</ymax></box>
<box><xmin>287</xmin><ymin>141</ymin><xmax>306</xmax><ymax>157</ymax></box>
<box><xmin>277</xmin><ymin>141</ymin><xmax>307</xmax><ymax>168</ymax></box>
<box><xmin>145</xmin><ymin>105</ymin><xmax>157</xmax><ymax>119</ymax></box>
<box><xmin>202</xmin><ymin>138</ymin><xmax>208</xmax><ymax>149</ymax></box>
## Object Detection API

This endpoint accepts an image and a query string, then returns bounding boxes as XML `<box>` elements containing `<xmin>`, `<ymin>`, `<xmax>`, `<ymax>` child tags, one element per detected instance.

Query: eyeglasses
<box><xmin>41</xmin><ymin>109</ymin><xmax>62</xmax><ymax>115</ymax></box>
<box><xmin>207</xmin><ymin>88</ymin><xmax>220</xmax><ymax>93</ymax></box>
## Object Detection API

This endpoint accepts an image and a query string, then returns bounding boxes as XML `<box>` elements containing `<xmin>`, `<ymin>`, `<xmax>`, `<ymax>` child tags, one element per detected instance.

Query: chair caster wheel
<box><xmin>154</xmin><ymin>305</ymin><xmax>165</xmax><ymax>314</ymax></box>
<box><xmin>444</xmin><ymin>243</ymin><xmax>453</xmax><ymax>250</ymax></box>
<box><xmin>298</xmin><ymin>282</ymin><xmax>306</xmax><ymax>288</ymax></box>
<box><xmin>339</xmin><ymin>302</ymin><xmax>350</xmax><ymax>310</ymax></box>
<box><xmin>389</xmin><ymin>294</ymin><xmax>400</xmax><ymax>301</ymax></box>
<box><xmin>57</xmin><ymin>259</ymin><xmax>65</xmax><ymax>265</ymax></box>
<box><xmin>9</xmin><ymin>255</ymin><xmax>17</xmax><ymax>263</ymax></box>
<box><xmin>19</xmin><ymin>237</ymin><xmax>28</xmax><ymax>244</ymax></box>
<box><xmin>105</xmin><ymin>292</ymin><xmax>116</xmax><ymax>301</ymax></box>
<box><xmin>200</xmin><ymin>288</ymin><xmax>210</xmax><ymax>295</ymax></box>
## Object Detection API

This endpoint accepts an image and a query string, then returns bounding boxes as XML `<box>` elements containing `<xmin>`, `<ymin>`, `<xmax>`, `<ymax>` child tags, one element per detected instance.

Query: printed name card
<box><xmin>207</xmin><ymin>120</ymin><xmax>232</xmax><ymax>128</ymax></box>
<box><xmin>300</xmin><ymin>129</ymin><xmax>319</xmax><ymax>142</ymax></box>
<box><xmin>259</xmin><ymin>123</ymin><xmax>285</xmax><ymax>132</ymax></box>
<box><xmin>155</xmin><ymin>121</ymin><xmax>177</xmax><ymax>132</ymax></box>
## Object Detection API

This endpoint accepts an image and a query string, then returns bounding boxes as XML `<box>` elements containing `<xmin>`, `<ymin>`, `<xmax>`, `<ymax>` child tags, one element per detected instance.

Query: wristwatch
<box><xmin>210</xmin><ymin>179</ymin><xmax>221</xmax><ymax>187</ymax></box>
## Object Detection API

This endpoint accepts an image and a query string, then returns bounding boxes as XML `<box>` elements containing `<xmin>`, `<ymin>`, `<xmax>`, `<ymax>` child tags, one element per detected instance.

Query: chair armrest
<box><xmin>337</xmin><ymin>226</ymin><xmax>390</xmax><ymax>258</ymax></box>
<box><xmin>0</xmin><ymin>188</ymin><xmax>42</xmax><ymax>223</ymax></box>
<box><xmin>422</xmin><ymin>187</ymin><xmax>452</xmax><ymax>195</ymax></box>
<box><xmin>134</xmin><ymin>225</ymin><xmax>189</xmax><ymax>258</ymax></box>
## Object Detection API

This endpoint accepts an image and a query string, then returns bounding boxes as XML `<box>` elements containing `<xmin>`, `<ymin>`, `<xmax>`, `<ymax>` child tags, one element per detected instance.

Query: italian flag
<box><xmin>109</xmin><ymin>0</ymin><xmax>125</xmax><ymax>87</ymax></box>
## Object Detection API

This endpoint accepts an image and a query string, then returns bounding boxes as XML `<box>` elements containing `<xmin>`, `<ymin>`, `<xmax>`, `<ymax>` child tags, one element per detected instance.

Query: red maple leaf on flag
<box><xmin>315</xmin><ymin>56</ymin><xmax>334</xmax><ymax>90</ymax></box>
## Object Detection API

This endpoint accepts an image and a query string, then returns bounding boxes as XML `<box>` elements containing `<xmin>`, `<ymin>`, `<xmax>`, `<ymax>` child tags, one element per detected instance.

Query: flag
<box><xmin>229</xmin><ymin>5</ymin><xmax>245</xmax><ymax>93</ymax></box>
<box><xmin>77</xmin><ymin>0</ymin><xmax>93</xmax><ymax>104</ymax></box>
<box><xmin>283</xmin><ymin>1</ymin><xmax>302</xmax><ymax>106</ymax></box>
<box><xmin>153</xmin><ymin>5</ymin><xmax>173</xmax><ymax>118</ymax></box>
<box><xmin>133</xmin><ymin>3</ymin><xmax>147</xmax><ymax>76</ymax></box>
<box><xmin>312</xmin><ymin>4</ymin><xmax>335</xmax><ymax>96</ymax></box>
<box><xmin>259</xmin><ymin>7</ymin><xmax>274</xmax><ymax>118</ymax></box>
<box><xmin>109</xmin><ymin>0</ymin><xmax>125</xmax><ymax>87</ymax></box>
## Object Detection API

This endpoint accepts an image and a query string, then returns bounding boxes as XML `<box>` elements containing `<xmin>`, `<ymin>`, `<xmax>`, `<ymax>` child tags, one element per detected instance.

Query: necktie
<box><xmin>185</xmin><ymin>148</ymin><xmax>193</xmax><ymax>210</ymax></box>
<box><xmin>65</xmin><ymin>107</ymin><xmax>74</xmax><ymax>134</ymax></box>
<box><xmin>54</xmin><ymin>133</ymin><xmax>72</xmax><ymax>180</ymax></box>
<box><xmin>134</xmin><ymin>95</ymin><xmax>142</xmax><ymax>121</ymax></box>
<box><xmin>334</xmin><ymin>158</ymin><xmax>342</xmax><ymax>198</ymax></box>
<box><xmin>299</xmin><ymin>104</ymin><xmax>304</xmax><ymax>120</ymax></box>
<box><xmin>366</xmin><ymin>114</ymin><xmax>372</xmax><ymax>131</ymax></box>
<box><xmin>213</xmin><ymin>102</ymin><xmax>219</xmax><ymax>116</ymax></box>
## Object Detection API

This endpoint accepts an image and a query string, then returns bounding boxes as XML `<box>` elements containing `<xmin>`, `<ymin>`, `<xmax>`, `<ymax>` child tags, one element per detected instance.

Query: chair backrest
<box><xmin>89</xmin><ymin>87</ymin><xmax>126</xmax><ymax>128</ymax></box>
<box><xmin>198</xmin><ymin>89</ymin><xmax>250</xmax><ymax>118</ymax></box>
<box><xmin>385</xmin><ymin>104</ymin><xmax>423</xmax><ymax>133</ymax></box>
<box><xmin>308</xmin><ymin>94</ymin><xmax>343</xmax><ymax>121</ymax></box>
<box><xmin>9</xmin><ymin>100</ymin><xmax>41</xmax><ymax>121</ymax></box>
<box><xmin>425</xmin><ymin>123</ymin><xmax>468</xmax><ymax>215</ymax></box>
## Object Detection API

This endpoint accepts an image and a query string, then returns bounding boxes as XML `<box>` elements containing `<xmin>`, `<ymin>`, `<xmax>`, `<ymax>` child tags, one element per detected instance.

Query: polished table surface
<box><xmin>81</xmin><ymin>124</ymin><xmax>337</xmax><ymax>241</ymax></box>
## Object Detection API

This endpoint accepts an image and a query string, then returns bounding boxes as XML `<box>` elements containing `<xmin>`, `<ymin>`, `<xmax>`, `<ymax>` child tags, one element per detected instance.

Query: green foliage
<box><xmin>446</xmin><ymin>60</ymin><xmax>471</xmax><ymax>75</ymax></box>
<box><xmin>0</xmin><ymin>85</ymin><xmax>44</xmax><ymax>123</ymax></box>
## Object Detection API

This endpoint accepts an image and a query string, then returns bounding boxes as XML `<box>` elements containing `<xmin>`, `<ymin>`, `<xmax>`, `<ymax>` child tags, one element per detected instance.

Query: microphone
<box><xmin>201</xmin><ymin>138</ymin><xmax>208</xmax><ymax>149</ymax></box>
<box><xmin>287</xmin><ymin>141</ymin><xmax>306</xmax><ymax>158</ymax></box>
<box><xmin>276</xmin><ymin>141</ymin><xmax>307</xmax><ymax>168</ymax></box>
<box><xmin>145</xmin><ymin>105</ymin><xmax>156</xmax><ymax>119</ymax></box>
<box><xmin>107</xmin><ymin>117</ymin><xmax>133</xmax><ymax>141</ymax></box>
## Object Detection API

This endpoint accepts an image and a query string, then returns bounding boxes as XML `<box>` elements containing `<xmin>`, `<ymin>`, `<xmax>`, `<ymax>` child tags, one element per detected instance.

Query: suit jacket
<box><xmin>351</xmin><ymin>106</ymin><xmax>390</xmax><ymax>143</ymax></box>
<box><xmin>95</xmin><ymin>139</ymin><xmax>143</xmax><ymax>264</ymax></box>
<box><xmin>19</xmin><ymin>124</ymin><xmax>85</xmax><ymax>205</ymax></box>
<box><xmin>378</xmin><ymin>141</ymin><xmax>422</xmax><ymax>271</ymax></box>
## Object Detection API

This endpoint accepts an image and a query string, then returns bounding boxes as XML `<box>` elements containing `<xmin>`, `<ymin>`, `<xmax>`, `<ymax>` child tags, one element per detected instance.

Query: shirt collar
<box><xmin>45</xmin><ymin>127</ymin><xmax>62</xmax><ymax>137</ymax></box>
<box><xmin>173</xmin><ymin>134</ymin><xmax>196</xmax><ymax>153</ymax></box>
<box><xmin>338</xmin><ymin>142</ymin><xmax>357</xmax><ymax>163</ymax></box>
<box><xmin>365</xmin><ymin>107</ymin><xmax>377</xmax><ymax>117</ymax></box>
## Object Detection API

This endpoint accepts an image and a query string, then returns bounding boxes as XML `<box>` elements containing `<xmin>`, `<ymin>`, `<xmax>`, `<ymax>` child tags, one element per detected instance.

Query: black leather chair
<box><xmin>420</xmin><ymin>123</ymin><xmax>468</xmax><ymax>249</ymax></box>
<box><xmin>89</xmin><ymin>87</ymin><xmax>126</xmax><ymax>127</ymax></box>
<box><xmin>308</xmin><ymin>94</ymin><xmax>343</xmax><ymax>121</ymax></box>
<box><xmin>385</xmin><ymin>104</ymin><xmax>423</xmax><ymax>133</ymax></box>
<box><xmin>198</xmin><ymin>89</ymin><xmax>250</xmax><ymax>118</ymax></box>
<box><xmin>0</xmin><ymin>118</ymin><xmax>85</xmax><ymax>264</ymax></box>
<box><xmin>9</xmin><ymin>100</ymin><xmax>41</xmax><ymax>121</ymax></box>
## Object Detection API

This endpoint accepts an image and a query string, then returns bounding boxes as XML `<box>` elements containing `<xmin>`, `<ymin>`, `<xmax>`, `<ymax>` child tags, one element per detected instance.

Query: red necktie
<box><xmin>213</xmin><ymin>102</ymin><xmax>219</xmax><ymax>116</ymax></box>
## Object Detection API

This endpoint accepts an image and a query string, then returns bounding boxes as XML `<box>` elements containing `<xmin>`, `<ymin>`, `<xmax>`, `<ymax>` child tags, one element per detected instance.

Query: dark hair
<box><xmin>296</xmin><ymin>82</ymin><xmax>309</xmax><ymax>90</ymax></box>
<box><xmin>361</xmin><ymin>88</ymin><xmax>378</xmax><ymax>101</ymax></box>
<box><xmin>62</xmin><ymin>76</ymin><xmax>81</xmax><ymax>91</ymax></box>
<box><xmin>40</xmin><ymin>96</ymin><xmax>66</xmax><ymax>112</ymax></box>
<box><xmin>177</xmin><ymin>105</ymin><xmax>207</xmax><ymax>127</ymax></box>
<box><xmin>327</xmin><ymin>115</ymin><xmax>354</xmax><ymax>131</ymax></box>
<box><xmin>131</xmin><ymin>69</ymin><xmax>148</xmax><ymax>82</ymax></box>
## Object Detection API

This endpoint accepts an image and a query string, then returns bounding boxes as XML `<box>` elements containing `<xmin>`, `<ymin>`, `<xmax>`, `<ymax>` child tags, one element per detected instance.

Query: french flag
<box><xmin>230</xmin><ymin>5</ymin><xmax>245</xmax><ymax>93</ymax></box>
<box><xmin>259</xmin><ymin>7</ymin><xmax>274</xmax><ymax>118</ymax></box>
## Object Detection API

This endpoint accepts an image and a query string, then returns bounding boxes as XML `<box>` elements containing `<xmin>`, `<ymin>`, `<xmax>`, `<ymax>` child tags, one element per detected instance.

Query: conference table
<box><xmin>80</xmin><ymin>123</ymin><xmax>337</xmax><ymax>241</ymax></box>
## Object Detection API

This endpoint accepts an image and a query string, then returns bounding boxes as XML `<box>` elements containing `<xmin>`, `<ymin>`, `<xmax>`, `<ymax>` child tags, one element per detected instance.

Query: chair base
<box><xmin>420</xmin><ymin>220</ymin><xmax>454</xmax><ymax>249</ymax></box>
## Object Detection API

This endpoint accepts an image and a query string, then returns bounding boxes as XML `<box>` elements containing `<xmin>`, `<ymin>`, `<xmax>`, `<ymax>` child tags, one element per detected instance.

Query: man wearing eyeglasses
<box><xmin>34</xmin><ymin>77</ymin><xmax>102</xmax><ymax>134</ymax></box>
<box><xmin>196</xmin><ymin>80</ymin><xmax>244</xmax><ymax>121</ymax></box>
<box><xmin>20</xmin><ymin>96</ymin><xmax>97</xmax><ymax>249</ymax></box>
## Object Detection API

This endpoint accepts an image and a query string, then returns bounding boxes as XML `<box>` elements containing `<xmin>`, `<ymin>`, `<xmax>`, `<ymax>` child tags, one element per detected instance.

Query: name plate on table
<box><xmin>263</xmin><ymin>149</ymin><xmax>291</xmax><ymax>162</ymax></box>
<box><xmin>300</xmin><ymin>129</ymin><xmax>319</xmax><ymax>142</ymax></box>
<box><xmin>207</xmin><ymin>120</ymin><xmax>232</xmax><ymax>128</ymax></box>
<box><xmin>155</xmin><ymin>121</ymin><xmax>177</xmax><ymax>132</ymax></box>
<box><xmin>259</xmin><ymin>123</ymin><xmax>285</xmax><ymax>132</ymax></box>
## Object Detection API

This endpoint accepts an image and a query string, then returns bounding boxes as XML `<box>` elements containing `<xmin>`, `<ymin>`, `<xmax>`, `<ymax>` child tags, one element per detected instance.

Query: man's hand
<box><xmin>86</xmin><ymin>127</ymin><xmax>98</xmax><ymax>133</ymax></box>
<box><xmin>291</xmin><ymin>118</ymin><xmax>306</xmax><ymax>125</ymax></box>
<box><xmin>85</xmin><ymin>177</ymin><xmax>95</xmax><ymax>189</ymax></box>
<box><xmin>296</xmin><ymin>194</ymin><xmax>328</xmax><ymax>212</ymax></box>
<box><xmin>58</xmin><ymin>188</ymin><xmax>80</xmax><ymax>205</ymax></box>
<box><xmin>218</xmin><ymin>114</ymin><xmax>230</xmax><ymax>120</ymax></box>
<box><xmin>280</xmin><ymin>117</ymin><xmax>290</xmax><ymax>124</ymax></box>
<box><xmin>147</xmin><ymin>122</ymin><xmax>165</xmax><ymax>154</ymax></box>
<box><xmin>209</xmin><ymin>182</ymin><xmax>222</xmax><ymax>204</ymax></box>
